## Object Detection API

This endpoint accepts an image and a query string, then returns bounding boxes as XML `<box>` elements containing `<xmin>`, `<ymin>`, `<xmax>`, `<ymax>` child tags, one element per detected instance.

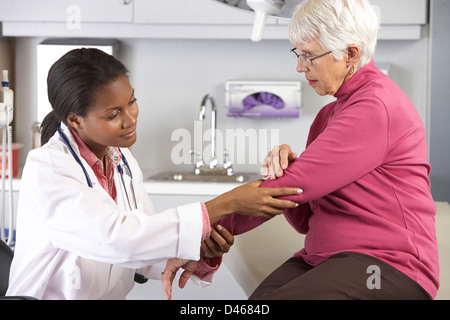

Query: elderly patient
<box><xmin>209</xmin><ymin>0</ymin><xmax>438</xmax><ymax>299</ymax></box>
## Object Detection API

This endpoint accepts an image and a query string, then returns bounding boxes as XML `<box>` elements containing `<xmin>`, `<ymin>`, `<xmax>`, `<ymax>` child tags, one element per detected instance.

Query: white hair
<box><xmin>288</xmin><ymin>0</ymin><xmax>379</xmax><ymax>69</ymax></box>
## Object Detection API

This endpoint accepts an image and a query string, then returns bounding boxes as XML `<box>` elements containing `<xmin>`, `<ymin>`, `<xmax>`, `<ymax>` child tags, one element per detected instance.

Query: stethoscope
<box><xmin>57</xmin><ymin>124</ymin><xmax>138</xmax><ymax>211</ymax></box>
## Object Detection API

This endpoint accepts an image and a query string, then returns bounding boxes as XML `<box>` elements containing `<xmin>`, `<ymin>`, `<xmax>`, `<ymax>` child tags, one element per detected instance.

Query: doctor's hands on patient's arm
<box><xmin>262</xmin><ymin>144</ymin><xmax>297</xmax><ymax>180</ymax></box>
<box><xmin>201</xmin><ymin>225</ymin><xmax>234</xmax><ymax>258</ymax></box>
<box><xmin>205</xmin><ymin>179</ymin><xmax>302</xmax><ymax>224</ymax></box>
<box><xmin>161</xmin><ymin>258</ymin><xmax>200</xmax><ymax>300</ymax></box>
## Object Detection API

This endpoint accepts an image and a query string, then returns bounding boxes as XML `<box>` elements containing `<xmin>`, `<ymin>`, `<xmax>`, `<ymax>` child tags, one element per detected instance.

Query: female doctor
<box><xmin>6</xmin><ymin>48</ymin><xmax>300</xmax><ymax>300</ymax></box>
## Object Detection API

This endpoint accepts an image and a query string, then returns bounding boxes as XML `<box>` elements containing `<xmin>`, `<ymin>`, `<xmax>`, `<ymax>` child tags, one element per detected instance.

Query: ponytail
<box><xmin>40</xmin><ymin>110</ymin><xmax>59</xmax><ymax>146</ymax></box>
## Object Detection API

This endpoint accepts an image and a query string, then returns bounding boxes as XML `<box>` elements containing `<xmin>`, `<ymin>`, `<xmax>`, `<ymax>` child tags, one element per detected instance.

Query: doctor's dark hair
<box><xmin>40</xmin><ymin>48</ymin><xmax>128</xmax><ymax>145</ymax></box>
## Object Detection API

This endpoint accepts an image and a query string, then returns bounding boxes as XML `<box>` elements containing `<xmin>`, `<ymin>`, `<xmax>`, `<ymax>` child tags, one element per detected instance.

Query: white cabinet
<box><xmin>0</xmin><ymin>0</ymin><xmax>430</xmax><ymax>40</ymax></box>
<box><xmin>0</xmin><ymin>0</ymin><xmax>133</xmax><ymax>23</ymax></box>
<box><xmin>372</xmin><ymin>0</ymin><xmax>428</xmax><ymax>25</ymax></box>
<box><xmin>370</xmin><ymin>0</ymin><xmax>428</xmax><ymax>39</ymax></box>
<box><xmin>134</xmin><ymin>0</ymin><xmax>257</xmax><ymax>25</ymax></box>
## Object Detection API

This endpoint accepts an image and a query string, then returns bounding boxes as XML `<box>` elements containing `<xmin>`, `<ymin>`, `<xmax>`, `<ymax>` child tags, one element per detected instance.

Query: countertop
<box><xmin>143</xmin><ymin>180</ymin><xmax>243</xmax><ymax>196</ymax></box>
<box><xmin>143</xmin><ymin>169</ymin><xmax>260</xmax><ymax>196</ymax></box>
<box><xmin>4</xmin><ymin>169</ymin><xmax>254</xmax><ymax>196</ymax></box>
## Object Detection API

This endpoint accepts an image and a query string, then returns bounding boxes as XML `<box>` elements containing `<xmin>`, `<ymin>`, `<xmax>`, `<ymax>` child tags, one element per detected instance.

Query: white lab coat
<box><xmin>7</xmin><ymin>123</ymin><xmax>206</xmax><ymax>299</ymax></box>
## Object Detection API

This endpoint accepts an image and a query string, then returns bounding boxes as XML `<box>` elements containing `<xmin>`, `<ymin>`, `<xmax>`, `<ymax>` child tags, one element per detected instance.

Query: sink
<box><xmin>147</xmin><ymin>171</ymin><xmax>261</xmax><ymax>183</ymax></box>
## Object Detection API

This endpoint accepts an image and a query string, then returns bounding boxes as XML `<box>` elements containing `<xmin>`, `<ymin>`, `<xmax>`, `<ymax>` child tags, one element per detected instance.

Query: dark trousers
<box><xmin>249</xmin><ymin>252</ymin><xmax>431</xmax><ymax>300</ymax></box>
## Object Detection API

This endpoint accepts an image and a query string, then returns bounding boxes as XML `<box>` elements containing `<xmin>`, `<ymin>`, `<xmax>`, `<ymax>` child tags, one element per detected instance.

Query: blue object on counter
<box><xmin>3</xmin><ymin>228</ymin><xmax>15</xmax><ymax>248</ymax></box>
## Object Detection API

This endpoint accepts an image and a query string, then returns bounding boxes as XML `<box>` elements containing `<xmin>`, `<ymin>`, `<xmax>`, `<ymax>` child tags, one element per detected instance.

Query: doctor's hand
<box><xmin>161</xmin><ymin>258</ymin><xmax>199</xmax><ymax>300</ymax></box>
<box><xmin>201</xmin><ymin>225</ymin><xmax>234</xmax><ymax>259</ymax></box>
<box><xmin>206</xmin><ymin>180</ymin><xmax>302</xmax><ymax>224</ymax></box>
<box><xmin>262</xmin><ymin>144</ymin><xmax>297</xmax><ymax>180</ymax></box>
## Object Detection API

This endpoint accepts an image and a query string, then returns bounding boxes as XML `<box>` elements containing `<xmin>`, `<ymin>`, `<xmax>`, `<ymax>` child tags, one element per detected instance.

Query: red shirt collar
<box><xmin>68</xmin><ymin>126</ymin><xmax>120</xmax><ymax>200</ymax></box>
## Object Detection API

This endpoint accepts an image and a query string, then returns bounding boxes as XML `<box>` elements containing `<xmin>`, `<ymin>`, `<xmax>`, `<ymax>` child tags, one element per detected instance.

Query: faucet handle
<box><xmin>189</xmin><ymin>149</ymin><xmax>200</xmax><ymax>157</ymax></box>
<box><xmin>189</xmin><ymin>149</ymin><xmax>204</xmax><ymax>168</ymax></box>
<box><xmin>209</xmin><ymin>156</ymin><xmax>218</xmax><ymax>169</ymax></box>
<box><xmin>223</xmin><ymin>151</ymin><xmax>234</xmax><ymax>176</ymax></box>
<box><xmin>223</xmin><ymin>150</ymin><xmax>233</xmax><ymax>168</ymax></box>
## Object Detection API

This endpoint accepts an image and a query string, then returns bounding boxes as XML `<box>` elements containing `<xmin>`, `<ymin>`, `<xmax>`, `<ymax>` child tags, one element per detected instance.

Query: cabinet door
<box><xmin>134</xmin><ymin>0</ymin><xmax>256</xmax><ymax>25</ymax></box>
<box><xmin>371</xmin><ymin>0</ymin><xmax>428</xmax><ymax>25</ymax></box>
<box><xmin>0</xmin><ymin>0</ymin><xmax>133</xmax><ymax>23</ymax></box>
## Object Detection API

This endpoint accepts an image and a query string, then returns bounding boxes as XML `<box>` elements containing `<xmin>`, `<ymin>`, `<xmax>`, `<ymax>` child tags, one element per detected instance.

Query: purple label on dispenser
<box><xmin>226</xmin><ymin>81</ymin><xmax>301</xmax><ymax>118</ymax></box>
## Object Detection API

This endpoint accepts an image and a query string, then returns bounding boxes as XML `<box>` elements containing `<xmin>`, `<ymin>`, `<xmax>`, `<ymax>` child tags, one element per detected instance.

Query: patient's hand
<box><xmin>201</xmin><ymin>225</ymin><xmax>234</xmax><ymax>258</ymax></box>
<box><xmin>262</xmin><ymin>144</ymin><xmax>298</xmax><ymax>180</ymax></box>
<box><xmin>161</xmin><ymin>258</ymin><xmax>199</xmax><ymax>300</ymax></box>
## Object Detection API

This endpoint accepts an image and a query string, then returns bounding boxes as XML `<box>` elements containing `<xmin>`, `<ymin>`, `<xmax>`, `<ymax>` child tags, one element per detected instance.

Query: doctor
<box><xmin>6</xmin><ymin>48</ymin><xmax>300</xmax><ymax>300</ymax></box>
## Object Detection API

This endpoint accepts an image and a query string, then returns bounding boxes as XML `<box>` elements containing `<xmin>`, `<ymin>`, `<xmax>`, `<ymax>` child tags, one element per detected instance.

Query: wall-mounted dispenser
<box><xmin>226</xmin><ymin>80</ymin><xmax>301</xmax><ymax>118</ymax></box>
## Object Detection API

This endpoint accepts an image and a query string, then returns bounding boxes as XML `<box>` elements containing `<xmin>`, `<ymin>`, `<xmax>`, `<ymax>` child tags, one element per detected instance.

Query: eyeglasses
<box><xmin>290</xmin><ymin>48</ymin><xmax>332</xmax><ymax>66</ymax></box>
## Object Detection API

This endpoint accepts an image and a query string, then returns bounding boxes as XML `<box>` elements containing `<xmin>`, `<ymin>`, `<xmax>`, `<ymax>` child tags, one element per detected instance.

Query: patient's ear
<box><xmin>346</xmin><ymin>44</ymin><xmax>360</xmax><ymax>67</ymax></box>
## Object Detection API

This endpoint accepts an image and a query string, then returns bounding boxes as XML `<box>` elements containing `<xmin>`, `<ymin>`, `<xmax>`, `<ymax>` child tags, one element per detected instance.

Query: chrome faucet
<box><xmin>199</xmin><ymin>94</ymin><xmax>217</xmax><ymax>169</ymax></box>
<box><xmin>190</xmin><ymin>94</ymin><xmax>234</xmax><ymax>176</ymax></box>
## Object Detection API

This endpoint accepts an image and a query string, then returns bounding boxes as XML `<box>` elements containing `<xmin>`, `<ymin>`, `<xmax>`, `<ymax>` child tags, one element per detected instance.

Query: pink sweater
<box><xmin>218</xmin><ymin>60</ymin><xmax>439</xmax><ymax>298</ymax></box>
